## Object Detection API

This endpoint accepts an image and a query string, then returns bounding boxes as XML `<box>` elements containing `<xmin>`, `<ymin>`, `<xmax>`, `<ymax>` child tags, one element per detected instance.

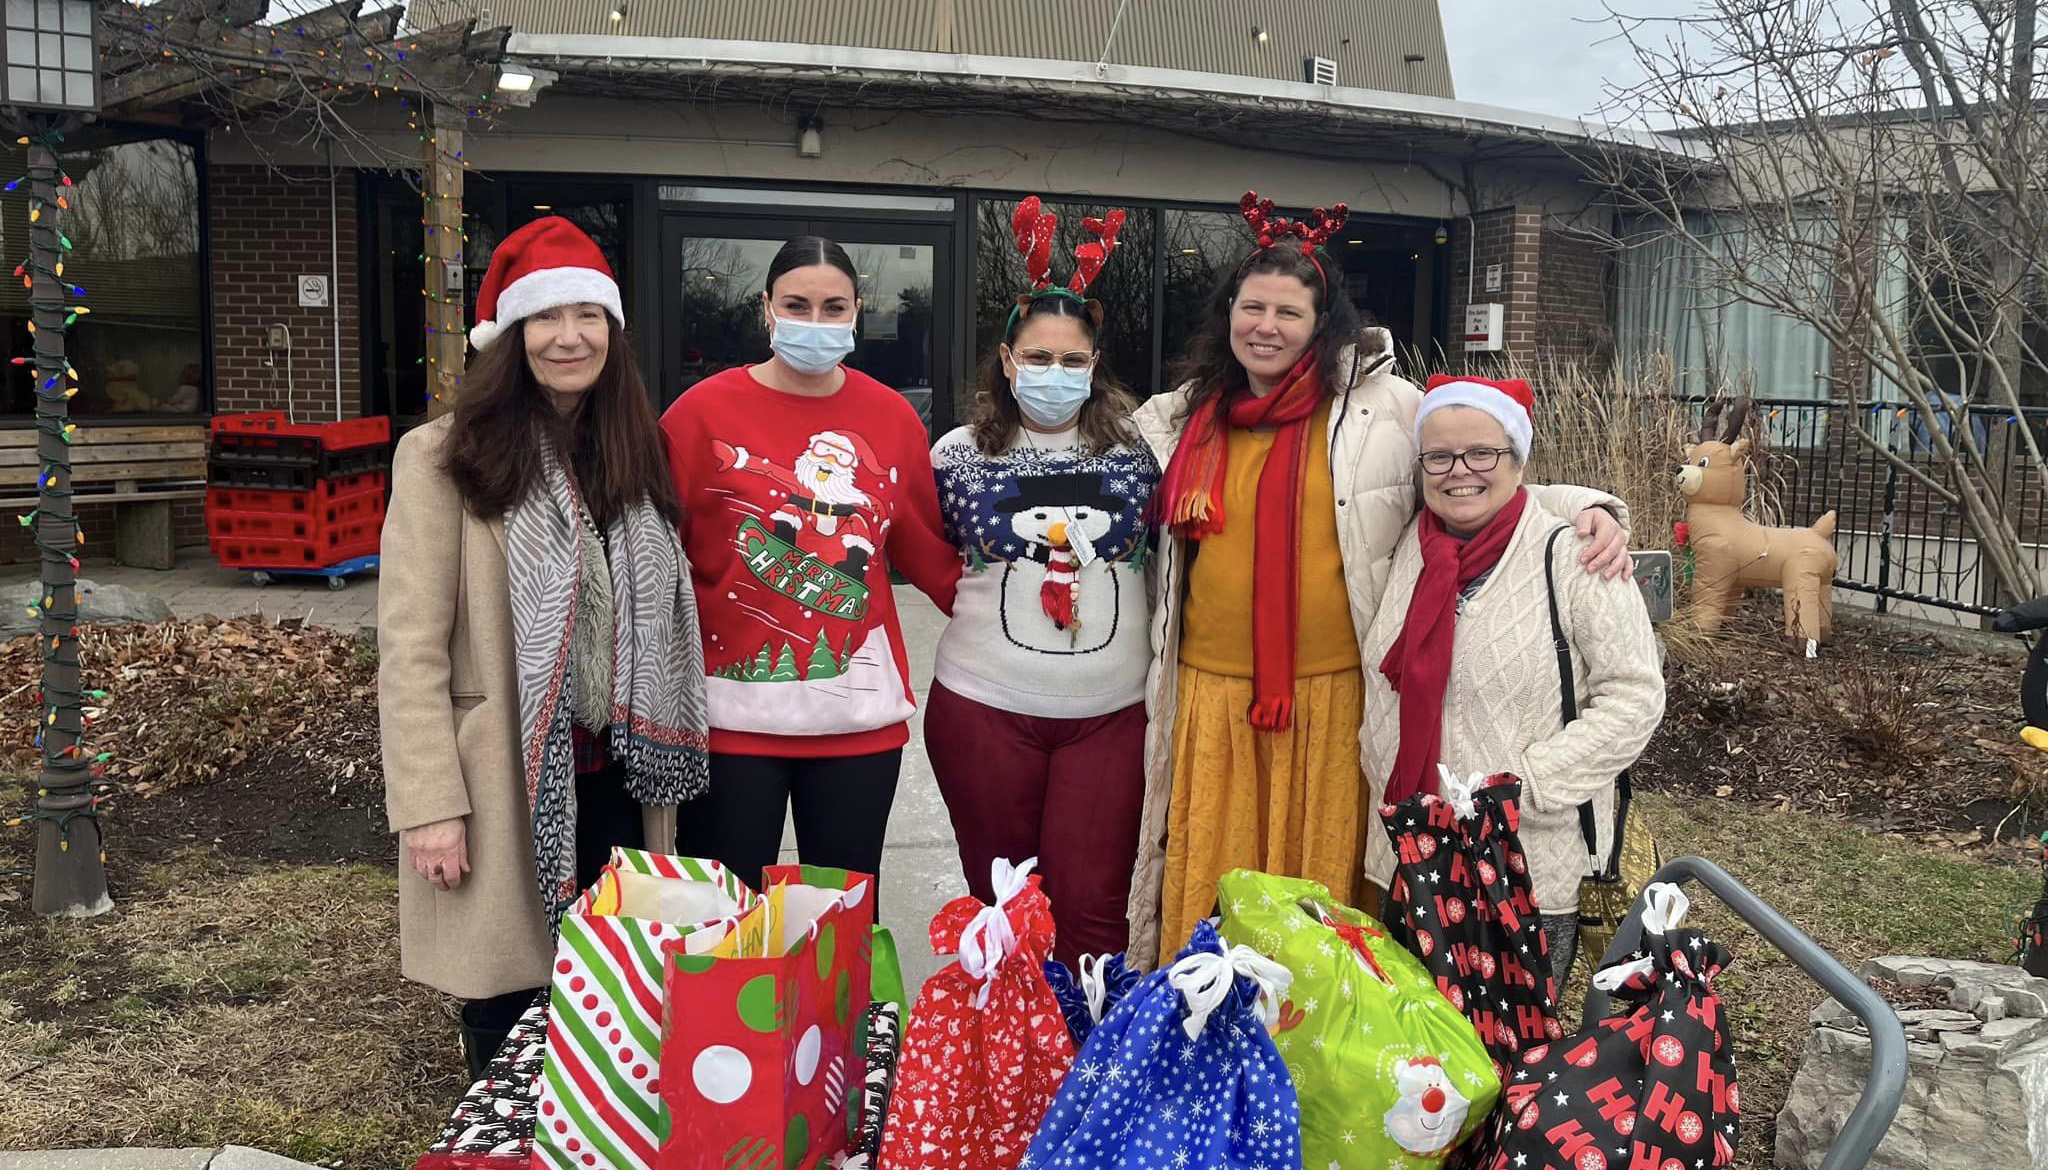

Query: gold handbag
<box><xmin>1542</xmin><ymin>528</ymin><xmax>1663</xmax><ymax>976</ymax></box>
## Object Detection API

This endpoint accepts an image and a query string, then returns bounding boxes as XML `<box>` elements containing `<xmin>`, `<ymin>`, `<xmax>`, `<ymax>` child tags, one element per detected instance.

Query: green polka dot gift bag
<box><xmin>657</xmin><ymin>865</ymin><xmax>876</xmax><ymax>1170</ymax></box>
<box><xmin>534</xmin><ymin>848</ymin><xmax>760</xmax><ymax>1170</ymax></box>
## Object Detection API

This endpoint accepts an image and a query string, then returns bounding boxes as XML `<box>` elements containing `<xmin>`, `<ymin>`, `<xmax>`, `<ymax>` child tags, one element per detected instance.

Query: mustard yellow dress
<box><xmin>1160</xmin><ymin>400</ymin><xmax>1371</xmax><ymax>951</ymax></box>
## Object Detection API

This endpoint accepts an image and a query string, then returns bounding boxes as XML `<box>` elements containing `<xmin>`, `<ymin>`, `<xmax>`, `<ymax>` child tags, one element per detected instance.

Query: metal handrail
<box><xmin>1580</xmin><ymin>856</ymin><xmax>1908</xmax><ymax>1170</ymax></box>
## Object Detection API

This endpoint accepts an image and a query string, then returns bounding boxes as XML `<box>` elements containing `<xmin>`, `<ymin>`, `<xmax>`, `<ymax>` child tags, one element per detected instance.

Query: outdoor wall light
<box><xmin>1434</xmin><ymin>225</ymin><xmax>1449</xmax><ymax>245</ymax></box>
<box><xmin>610</xmin><ymin>4</ymin><xmax>627</xmax><ymax>22</ymax></box>
<box><xmin>798</xmin><ymin>116</ymin><xmax>823</xmax><ymax>158</ymax></box>
<box><xmin>1252</xmin><ymin>26</ymin><xmax>1269</xmax><ymax>43</ymax></box>
<box><xmin>496</xmin><ymin>65</ymin><xmax>536</xmax><ymax>92</ymax></box>
<box><xmin>0</xmin><ymin>0</ymin><xmax>97</xmax><ymax>111</ymax></box>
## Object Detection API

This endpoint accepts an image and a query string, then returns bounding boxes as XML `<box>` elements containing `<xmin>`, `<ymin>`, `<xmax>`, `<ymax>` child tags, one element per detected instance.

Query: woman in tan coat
<box><xmin>379</xmin><ymin>217</ymin><xmax>709</xmax><ymax>1079</ymax></box>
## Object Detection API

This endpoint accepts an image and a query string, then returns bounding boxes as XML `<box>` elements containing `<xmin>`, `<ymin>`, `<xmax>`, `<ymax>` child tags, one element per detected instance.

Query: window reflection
<box><xmin>974</xmin><ymin>199</ymin><xmax>1157</xmax><ymax>395</ymax></box>
<box><xmin>1162</xmin><ymin>209</ymin><xmax>1246</xmax><ymax>385</ymax></box>
<box><xmin>0</xmin><ymin>132</ymin><xmax>203</xmax><ymax>416</ymax></box>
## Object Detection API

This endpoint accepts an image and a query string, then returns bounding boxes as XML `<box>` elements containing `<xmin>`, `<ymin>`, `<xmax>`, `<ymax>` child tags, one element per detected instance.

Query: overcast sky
<box><xmin>1440</xmin><ymin>0</ymin><xmax>1698</xmax><ymax>121</ymax></box>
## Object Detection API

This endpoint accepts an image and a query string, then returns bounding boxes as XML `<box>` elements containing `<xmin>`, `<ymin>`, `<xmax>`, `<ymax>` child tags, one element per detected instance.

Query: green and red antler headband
<box><xmin>1007</xmin><ymin>196</ymin><xmax>1128</xmax><ymax>333</ymax></box>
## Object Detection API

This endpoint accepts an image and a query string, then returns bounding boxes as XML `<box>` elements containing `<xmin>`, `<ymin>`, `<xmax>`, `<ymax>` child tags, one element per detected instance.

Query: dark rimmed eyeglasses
<box><xmin>1417</xmin><ymin>446</ymin><xmax>1514</xmax><ymax>475</ymax></box>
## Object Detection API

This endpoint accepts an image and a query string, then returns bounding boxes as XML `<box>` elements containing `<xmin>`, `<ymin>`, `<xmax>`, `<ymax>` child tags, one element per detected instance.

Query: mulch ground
<box><xmin>1637</xmin><ymin>600</ymin><xmax>2048</xmax><ymax>855</ymax></box>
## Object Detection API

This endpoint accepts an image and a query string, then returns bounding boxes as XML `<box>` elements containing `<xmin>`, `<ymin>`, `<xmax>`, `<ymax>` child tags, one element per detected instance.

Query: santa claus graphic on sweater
<box><xmin>713</xmin><ymin>429</ymin><xmax>895</xmax><ymax>578</ymax></box>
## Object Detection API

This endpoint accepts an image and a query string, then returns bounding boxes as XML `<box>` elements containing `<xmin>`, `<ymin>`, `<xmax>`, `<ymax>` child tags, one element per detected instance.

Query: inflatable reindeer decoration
<box><xmin>1676</xmin><ymin>398</ymin><xmax>1839</xmax><ymax>657</ymax></box>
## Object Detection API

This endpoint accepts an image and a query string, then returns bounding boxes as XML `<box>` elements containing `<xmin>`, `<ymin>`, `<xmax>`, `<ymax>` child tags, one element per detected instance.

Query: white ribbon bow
<box><xmin>1078</xmin><ymin>953</ymin><xmax>1117</xmax><ymax>1023</ymax></box>
<box><xmin>1166</xmin><ymin>941</ymin><xmax>1294</xmax><ymax>1041</ymax></box>
<box><xmin>1590</xmin><ymin>882</ymin><xmax>1691</xmax><ymax>991</ymax></box>
<box><xmin>1436</xmin><ymin>764</ymin><xmax>1487</xmax><ymax>821</ymax></box>
<box><xmin>957</xmin><ymin>857</ymin><xmax>1037</xmax><ymax>1009</ymax></box>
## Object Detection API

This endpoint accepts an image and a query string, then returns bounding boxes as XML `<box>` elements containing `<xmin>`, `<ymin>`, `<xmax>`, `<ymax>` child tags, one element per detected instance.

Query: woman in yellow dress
<box><xmin>1121</xmin><ymin>193</ymin><xmax>1631</xmax><ymax>967</ymax></box>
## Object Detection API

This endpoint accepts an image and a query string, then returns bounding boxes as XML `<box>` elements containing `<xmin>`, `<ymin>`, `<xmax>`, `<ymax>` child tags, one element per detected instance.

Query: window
<box><xmin>1161</xmin><ymin>208</ymin><xmax>1246</xmax><ymax>387</ymax></box>
<box><xmin>973</xmin><ymin>198</ymin><xmax>1156</xmax><ymax>395</ymax></box>
<box><xmin>0</xmin><ymin>129</ymin><xmax>205</xmax><ymax>417</ymax></box>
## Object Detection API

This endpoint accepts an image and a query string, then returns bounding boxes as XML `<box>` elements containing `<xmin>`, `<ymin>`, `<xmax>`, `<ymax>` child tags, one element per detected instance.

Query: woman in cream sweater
<box><xmin>1361</xmin><ymin>375</ymin><xmax>1665</xmax><ymax>979</ymax></box>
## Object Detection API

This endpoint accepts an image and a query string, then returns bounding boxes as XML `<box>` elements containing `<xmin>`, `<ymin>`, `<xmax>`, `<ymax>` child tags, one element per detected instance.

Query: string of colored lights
<box><xmin>3</xmin><ymin>126</ymin><xmax>110</xmax><ymax>855</ymax></box>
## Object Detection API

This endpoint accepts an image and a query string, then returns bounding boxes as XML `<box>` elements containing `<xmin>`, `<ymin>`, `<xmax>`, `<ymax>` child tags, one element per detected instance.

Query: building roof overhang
<box><xmin>503</xmin><ymin>34</ymin><xmax>1707</xmax><ymax>172</ymax></box>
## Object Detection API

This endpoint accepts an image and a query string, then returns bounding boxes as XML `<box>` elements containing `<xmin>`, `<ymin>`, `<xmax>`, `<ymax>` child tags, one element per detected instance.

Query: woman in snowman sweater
<box><xmin>928</xmin><ymin>277</ymin><xmax>1160</xmax><ymax>967</ymax></box>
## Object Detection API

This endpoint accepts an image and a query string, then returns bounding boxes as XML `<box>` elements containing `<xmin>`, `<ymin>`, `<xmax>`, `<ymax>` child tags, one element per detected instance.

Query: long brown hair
<box><xmin>1167</xmin><ymin>246</ymin><xmax>1364</xmax><ymax>426</ymax></box>
<box><xmin>967</xmin><ymin>292</ymin><xmax>1138</xmax><ymax>456</ymax></box>
<box><xmin>442</xmin><ymin>316</ymin><xmax>680</xmax><ymax>527</ymax></box>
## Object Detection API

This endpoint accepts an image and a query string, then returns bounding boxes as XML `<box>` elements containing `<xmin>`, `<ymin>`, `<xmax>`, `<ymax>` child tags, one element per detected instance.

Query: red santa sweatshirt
<box><xmin>661</xmin><ymin>364</ymin><xmax>959</xmax><ymax>758</ymax></box>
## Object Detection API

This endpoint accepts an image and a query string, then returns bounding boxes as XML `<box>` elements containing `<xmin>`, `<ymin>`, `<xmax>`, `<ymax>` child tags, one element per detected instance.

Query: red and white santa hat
<box><xmin>469</xmin><ymin>216</ymin><xmax>624</xmax><ymax>351</ymax></box>
<box><xmin>810</xmin><ymin>429</ymin><xmax>897</xmax><ymax>483</ymax></box>
<box><xmin>1418</xmin><ymin>374</ymin><xmax>1537</xmax><ymax>462</ymax></box>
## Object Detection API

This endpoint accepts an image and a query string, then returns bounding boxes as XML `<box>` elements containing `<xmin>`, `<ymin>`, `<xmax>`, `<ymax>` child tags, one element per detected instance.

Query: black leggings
<box><xmin>673</xmin><ymin>749</ymin><xmax>902</xmax><ymax>893</ymax></box>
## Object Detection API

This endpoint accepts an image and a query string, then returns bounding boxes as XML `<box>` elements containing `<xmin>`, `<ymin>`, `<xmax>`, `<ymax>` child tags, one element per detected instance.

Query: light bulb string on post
<box><xmin>9</xmin><ymin>122</ymin><xmax>111</xmax><ymax>864</ymax></box>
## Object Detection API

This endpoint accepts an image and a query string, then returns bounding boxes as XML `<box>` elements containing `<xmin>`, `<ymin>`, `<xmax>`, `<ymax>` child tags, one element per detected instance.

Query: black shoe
<box><xmin>457</xmin><ymin>1004</ymin><xmax>515</xmax><ymax>1085</ymax></box>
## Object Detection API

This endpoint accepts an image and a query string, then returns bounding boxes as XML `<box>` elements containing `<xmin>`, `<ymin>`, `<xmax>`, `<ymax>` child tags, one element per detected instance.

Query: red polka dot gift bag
<box><xmin>1483</xmin><ymin>883</ymin><xmax>1740</xmax><ymax>1170</ymax></box>
<box><xmin>877</xmin><ymin>858</ymin><xmax>1076</xmax><ymax>1170</ymax></box>
<box><xmin>533</xmin><ymin>849</ymin><xmax>760</xmax><ymax>1170</ymax></box>
<box><xmin>657</xmin><ymin>865</ymin><xmax>876</xmax><ymax>1170</ymax></box>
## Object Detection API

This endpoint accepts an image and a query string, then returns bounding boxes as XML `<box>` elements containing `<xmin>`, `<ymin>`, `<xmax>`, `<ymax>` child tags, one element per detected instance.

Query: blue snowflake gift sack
<box><xmin>1022</xmin><ymin>920</ymin><xmax>1302</xmax><ymax>1170</ymax></box>
<box><xmin>1044</xmin><ymin>954</ymin><xmax>1145</xmax><ymax>1048</ymax></box>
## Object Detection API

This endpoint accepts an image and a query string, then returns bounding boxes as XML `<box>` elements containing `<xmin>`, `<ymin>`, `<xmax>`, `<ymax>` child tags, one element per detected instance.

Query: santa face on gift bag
<box><xmin>1383</xmin><ymin>1057</ymin><xmax>1472</xmax><ymax>1157</ymax></box>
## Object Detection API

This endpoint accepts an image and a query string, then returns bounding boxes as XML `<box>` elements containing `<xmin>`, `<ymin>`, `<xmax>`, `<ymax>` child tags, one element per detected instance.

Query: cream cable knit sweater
<box><xmin>1359</xmin><ymin>497</ymin><xmax>1666</xmax><ymax>915</ymax></box>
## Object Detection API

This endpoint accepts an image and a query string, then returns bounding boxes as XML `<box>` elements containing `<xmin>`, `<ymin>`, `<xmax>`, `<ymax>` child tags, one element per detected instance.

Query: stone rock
<box><xmin>0</xmin><ymin>578</ymin><xmax>172</xmax><ymax>635</ymax></box>
<box><xmin>1775</xmin><ymin>956</ymin><xmax>2048</xmax><ymax>1169</ymax></box>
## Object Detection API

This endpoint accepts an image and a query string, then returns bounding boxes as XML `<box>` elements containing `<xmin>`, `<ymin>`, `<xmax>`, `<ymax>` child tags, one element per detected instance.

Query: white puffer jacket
<box><xmin>1123</xmin><ymin>329</ymin><xmax>1626</xmax><ymax>967</ymax></box>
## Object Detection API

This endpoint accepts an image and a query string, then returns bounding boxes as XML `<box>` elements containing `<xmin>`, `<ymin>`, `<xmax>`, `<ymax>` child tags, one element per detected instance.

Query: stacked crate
<box><xmin>205</xmin><ymin>413</ymin><xmax>392</xmax><ymax>570</ymax></box>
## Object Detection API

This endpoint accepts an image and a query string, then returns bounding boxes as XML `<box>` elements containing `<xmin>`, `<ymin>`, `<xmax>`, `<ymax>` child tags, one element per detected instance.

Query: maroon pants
<box><xmin>923</xmin><ymin>679</ymin><xmax>1148</xmax><ymax>968</ymax></box>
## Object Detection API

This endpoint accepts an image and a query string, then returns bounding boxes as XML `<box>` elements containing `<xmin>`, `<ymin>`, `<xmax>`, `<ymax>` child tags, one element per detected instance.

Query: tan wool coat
<box><xmin>379</xmin><ymin>417</ymin><xmax>554</xmax><ymax>1000</ymax></box>
<box><xmin>1124</xmin><ymin>331</ymin><xmax>1626</xmax><ymax>969</ymax></box>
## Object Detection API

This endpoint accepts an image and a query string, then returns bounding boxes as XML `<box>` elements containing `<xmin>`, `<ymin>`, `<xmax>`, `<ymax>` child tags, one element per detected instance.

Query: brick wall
<box><xmin>209</xmin><ymin>164</ymin><xmax>362</xmax><ymax>420</ymax></box>
<box><xmin>1535</xmin><ymin>226</ymin><xmax>1615</xmax><ymax>372</ymax></box>
<box><xmin>1444</xmin><ymin>207</ymin><xmax>1541</xmax><ymax>371</ymax></box>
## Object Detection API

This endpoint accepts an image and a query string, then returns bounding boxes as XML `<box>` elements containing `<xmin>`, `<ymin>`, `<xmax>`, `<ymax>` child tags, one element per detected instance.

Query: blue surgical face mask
<box><xmin>768</xmin><ymin>310</ymin><xmax>857</xmax><ymax>374</ymax></box>
<box><xmin>1013</xmin><ymin>364</ymin><xmax>1094</xmax><ymax>429</ymax></box>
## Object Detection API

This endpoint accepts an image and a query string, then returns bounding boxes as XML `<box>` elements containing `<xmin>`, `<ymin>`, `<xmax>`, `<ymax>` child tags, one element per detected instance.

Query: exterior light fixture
<box><xmin>496</xmin><ymin>66</ymin><xmax>536</xmax><ymax>92</ymax></box>
<box><xmin>798</xmin><ymin>116</ymin><xmax>823</xmax><ymax>158</ymax></box>
<box><xmin>1434</xmin><ymin>226</ymin><xmax>1449</xmax><ymax>245</ymax></box>
<box><xmin>1252</xmin><ymin>25</ymin><xmax>1269</xmax><ymax>43</ymax></box>
<box><xmin>610</xmin><ymin>4</ymin><xmax>627</xmax><ymax>22</ymax></box>
<box><xmin>0</xmin><ymin>0</ymin><xmax>97</xmax><ymax>111</ymax></box>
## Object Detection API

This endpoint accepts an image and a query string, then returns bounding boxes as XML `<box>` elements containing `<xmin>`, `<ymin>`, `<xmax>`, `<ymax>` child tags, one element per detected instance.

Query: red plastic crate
<box><xmin>211</xmin><ymin>412</ymin><xmax>391</xmax><ymax>453</ymax></box>
<box><xmin>213</xmin><ymin>529</ymin><xmax>380</xmax><ymax>569</ymax></box>
<box><xmin>206</xmin><ymin>471</ymin><xmax>387</xmax><ymax>518</ymax></box>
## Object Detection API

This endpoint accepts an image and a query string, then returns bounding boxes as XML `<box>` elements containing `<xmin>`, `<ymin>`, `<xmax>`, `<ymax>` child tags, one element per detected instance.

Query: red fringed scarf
<box><xmin>1156</xmin><ymin>352</ymin><xmax>1323</xmax><ymax>731</ymax></box>
<box><xmin>1377</xmin><ymin>489</ymin><xmax>1530</xmax><ymax>804</ymax></box>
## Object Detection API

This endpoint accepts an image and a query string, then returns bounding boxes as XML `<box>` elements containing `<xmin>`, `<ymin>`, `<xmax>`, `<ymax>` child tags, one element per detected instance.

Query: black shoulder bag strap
<box><xmin>1543</xmin><ymin>527</ymin><xmax>1632</xmax><ymax>882</ymax></box>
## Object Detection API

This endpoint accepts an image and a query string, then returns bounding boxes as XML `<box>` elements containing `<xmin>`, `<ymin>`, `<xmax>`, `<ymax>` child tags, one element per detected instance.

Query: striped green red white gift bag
<box><xmin>533</xmin><ymin>848</ymin><xmax>758</xmax><ymax>1170</ymax></box>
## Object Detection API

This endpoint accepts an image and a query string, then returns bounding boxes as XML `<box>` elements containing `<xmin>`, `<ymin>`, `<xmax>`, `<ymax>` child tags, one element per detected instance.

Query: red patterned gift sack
<box><xmin>878</xmin><ymin>858</ymin><xmax>1076</xmax><ymax>1170</ymax></box>
<box><xmin>1486</xmin><ymin>884</ymin><xmax>1740</xmax><ymax>1170</ymax></box>
<box><xmin>657</xmin><ymin>865</ymin><xmax>875</xmax><ymax>1170</ymax></box>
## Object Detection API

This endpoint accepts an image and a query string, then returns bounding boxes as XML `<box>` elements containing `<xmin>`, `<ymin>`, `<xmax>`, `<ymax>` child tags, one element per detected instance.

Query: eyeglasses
<box><xmin>1011</xmin><ymin>347</ymin><xmax>1097</xmax><ymax>373</ymax></box>
<box><xmin>1417</xmin><ymin>446</ymin><xmax>1515</xmax><ymax>475</ymax></box>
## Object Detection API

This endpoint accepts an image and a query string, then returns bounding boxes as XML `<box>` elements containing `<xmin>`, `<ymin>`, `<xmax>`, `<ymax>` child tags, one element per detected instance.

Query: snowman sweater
<box><xmin>931</xmin><ymin>425</ymin><xmax>1159</xmax><ymax>720</ymax></box>
<box><xmin>661</xmin><ymin>365</ymin><xmax>959</xmax><ymax>758</ymax></box>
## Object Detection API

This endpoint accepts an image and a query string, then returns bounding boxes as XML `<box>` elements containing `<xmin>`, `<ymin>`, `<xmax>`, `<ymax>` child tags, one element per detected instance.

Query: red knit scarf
<box><xmin>1156</xmin><ymin>352</ymin><xmax>1323</xmax><ymax>731</ymax></box>
<box><xmin>1377</xmin><ymin>488</ymin><xmax>1530</xmax><ymax>804</ymax></box>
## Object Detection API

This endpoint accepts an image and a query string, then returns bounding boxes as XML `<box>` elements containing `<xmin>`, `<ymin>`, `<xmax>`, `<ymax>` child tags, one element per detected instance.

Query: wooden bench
<box><xmin>0</xmin><ymin>424</ymin><xmax>209</xmax><ymax>569</ymax></box>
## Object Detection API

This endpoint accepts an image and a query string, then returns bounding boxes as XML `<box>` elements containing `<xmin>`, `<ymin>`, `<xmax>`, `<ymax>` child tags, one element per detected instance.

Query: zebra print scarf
<box><xmin>506</xmin><ymin>448</ymin><xmax>709</xmax><ymax>925</ymax></box>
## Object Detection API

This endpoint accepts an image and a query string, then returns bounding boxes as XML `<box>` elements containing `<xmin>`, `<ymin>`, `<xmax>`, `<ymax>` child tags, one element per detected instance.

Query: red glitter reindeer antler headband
<box><xmin>1007</xmin><ymin>196</ymin><xmax>1129</xmax><ymax>332</ymax></box>
<box><xmin>1238</xmin><ymin>190</ymin><xmax>1350</xmax><ymax>287</ymax></box>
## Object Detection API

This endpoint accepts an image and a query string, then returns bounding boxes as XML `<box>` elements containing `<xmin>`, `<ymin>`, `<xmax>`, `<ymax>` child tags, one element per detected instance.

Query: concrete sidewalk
<box><xmin>0</xmin><ymin>1148</ymin><xmax>322</xmax><ymax>1169</ymax></box>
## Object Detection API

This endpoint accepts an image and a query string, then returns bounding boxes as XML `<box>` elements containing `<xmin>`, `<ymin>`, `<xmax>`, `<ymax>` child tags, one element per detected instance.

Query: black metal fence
<box><xmin>1732</xmin><ymin>399</ymin><xmax>2048</xmax><ymax>617</ymax></box>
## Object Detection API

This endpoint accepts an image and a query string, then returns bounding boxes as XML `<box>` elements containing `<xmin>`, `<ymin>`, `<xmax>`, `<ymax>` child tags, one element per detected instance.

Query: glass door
<box><xmin>659</xmin><ymin>215</ymin><xmax>954</xmax><ymax>430</ymax></box>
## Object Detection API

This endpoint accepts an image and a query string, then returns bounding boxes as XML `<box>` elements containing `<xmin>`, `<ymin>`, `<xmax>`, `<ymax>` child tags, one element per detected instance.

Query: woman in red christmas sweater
<box><xmin>661</xmin><ymin>235</ymin><xmax>959</xmax><ymax>889</ymax></box>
